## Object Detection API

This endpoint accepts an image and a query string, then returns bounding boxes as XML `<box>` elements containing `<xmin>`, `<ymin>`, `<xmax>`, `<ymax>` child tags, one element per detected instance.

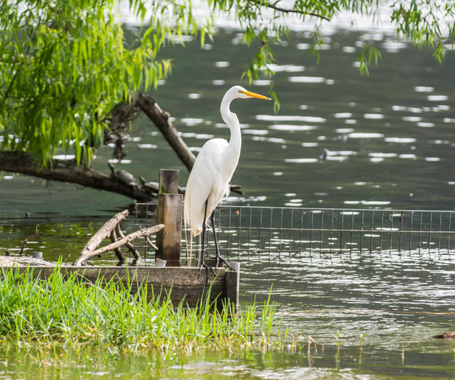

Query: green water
<box><xmin>1</xmin><ymin>343</ymin><xmax>454</xmax><ymax>379</ymax></box>
<box><xmin>2</xmin><ymin>29</ymin><xmax>455</xmax><ymax>378</ymax></box>
<box><xmin>2</xmin><ymin>29</ymin><xmax>455</xmax><ymax>215</ymax></box>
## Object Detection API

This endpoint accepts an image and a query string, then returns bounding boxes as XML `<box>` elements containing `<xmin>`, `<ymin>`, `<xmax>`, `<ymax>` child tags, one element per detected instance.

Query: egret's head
<box><xmin>228</xmin><ymin>85</ymin><xmax>271</xmax><ymax>100</ymax></box>
<box><xmin>220</xmin><ymin>86</ymin><xmax>270</xmax><ymax>123</ymax></box>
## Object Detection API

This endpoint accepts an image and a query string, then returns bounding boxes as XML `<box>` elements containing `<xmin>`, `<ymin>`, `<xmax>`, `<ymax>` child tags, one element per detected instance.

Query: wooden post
<box><xmin>156</xmin><ymin>169</ymin><xmax>182</xmax><ymax>266</ymax></box>
<box><xmin>226</xmin><ymin>261</ymin><xmax>240</xmax><ymax>312</ymax></box>
<box><xmin>158</xmin><ymin>169</ymin><xmax>180</xmax><ymax>194</ymax></box>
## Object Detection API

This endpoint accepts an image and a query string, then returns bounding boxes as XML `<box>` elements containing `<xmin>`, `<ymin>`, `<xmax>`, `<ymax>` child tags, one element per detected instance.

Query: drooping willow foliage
<box><xmin>204</xmin><ymin>0</ymin><xmax>455</xmax><ymax>110</ymax></box>
<box><xmin>0</xmin><ymin>0</ymin><xmax>453</xmax><ymax>164</ymax></box>
<box><xmin>0</xmin><ymin>0</ymin><xmax>175</xmax><ymax>165</ymax></box>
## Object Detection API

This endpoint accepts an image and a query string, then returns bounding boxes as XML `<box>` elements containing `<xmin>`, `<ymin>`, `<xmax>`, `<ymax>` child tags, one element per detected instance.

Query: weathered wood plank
<box><xmin>16</xmin><ymin>266</ymin><xmax>233</xmax><ymax>308</ymax></box>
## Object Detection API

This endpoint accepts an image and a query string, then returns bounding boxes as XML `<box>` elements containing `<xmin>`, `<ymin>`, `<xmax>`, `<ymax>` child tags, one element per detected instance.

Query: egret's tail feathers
<box><xmin>184</xmin><ymin>223</ymin><xmax>193</xmax><ymax>267</ymax></box>
<box><xmin>183</xmin><ymin>193</ymin><xmax>205</xmax><ymax>266</ymax></box>
<box><xmin>183</xmin><ymin>199</ymin><xmax>191</xmax><ymax>266</ymax></box>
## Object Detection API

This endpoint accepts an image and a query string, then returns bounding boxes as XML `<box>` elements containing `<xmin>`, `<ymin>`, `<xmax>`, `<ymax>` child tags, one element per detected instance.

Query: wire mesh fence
<box><xmin>133</xmin><ymin>203</ymin><xmax>455</xmax><ymax>263</ymax></box>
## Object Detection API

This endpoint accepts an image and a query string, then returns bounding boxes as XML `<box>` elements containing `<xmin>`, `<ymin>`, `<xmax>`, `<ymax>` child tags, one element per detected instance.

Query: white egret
<box><xmin>184</xmin><ymin>85</ymin><xmax>270</xmax><ymax>276</ymax></box>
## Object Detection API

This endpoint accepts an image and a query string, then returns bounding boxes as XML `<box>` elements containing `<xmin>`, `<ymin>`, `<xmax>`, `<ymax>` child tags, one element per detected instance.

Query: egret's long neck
<box><xmin>220</xmin><ymin>96</ymin><xmax>241</xmax><ymax>162</ymax></box>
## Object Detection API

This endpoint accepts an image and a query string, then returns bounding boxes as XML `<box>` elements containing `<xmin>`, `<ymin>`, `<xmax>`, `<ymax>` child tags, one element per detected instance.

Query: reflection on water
<box><xmin>2</xmin><ymin>342</ymin><xmax>454</xmax><ymax>379</ymax></box>
<box><xmin>2</xmin><ymin>28</ymin><xmax>455</xmax><ymax>378</ymax></box>
<box><xmin>2</xmin><ymin>215</ymin><xmax>455</xmax><ymax>379</ymax></box>
<box><xmin>243</xmin><ymin>251</ymin><xmax>455</xmax><ymax>348</ymax></box>
<box><xmin>2</xmin><ymin>31</ymin><xmax>455</xmax><ymax>215</ymax></box>
<box><xmin>1</xmin><ymin>211</ymin><xmax>455</xmax><ymax>378</ymax></box>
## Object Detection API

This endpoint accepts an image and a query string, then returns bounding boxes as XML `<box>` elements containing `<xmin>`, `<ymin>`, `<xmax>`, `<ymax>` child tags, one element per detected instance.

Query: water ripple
<box><xmin>415</xmin><ymin>86</ymin><xmax>434</xmax><ymax>92</ymax></box>
<box><xmin>364</xmin><ymin>113</ymin><xmax>385</xmax><ymax>119</ymax></box>
<box><xmin>334</xmin><ymin>112</ymin><xmax>352</xmax><ymax>118</ymax></box>
<box><xmin>268</xmin><ymin>64</ymin><xmax>305</xmax><ymax>72</ymax></box>
<box><xmin>288</xmin><ymin>76</ymin><xmax>325</xmax><ymax>83</ymax></box>
<box><xmin>257</xmin><ymin>115</ymin><xmax>326</xmax><ymax>123</ymax></box>
<box><xmin>285</xmin><ymin>158</ymin><xmax>318</xmax><ymax>163</ymax></box>
<box><xmin>428</xmin><ymin>95</ymin><xmax>448</xmax><ymax>101</ymax></box>
<box><xmin>384</xmin><ymin>137</ymin><xmax>416</xmax><ymax>143</ymax></box>
<box><xmin>348</xmin><ymin>132</ymin><xmax>384</xmax><ymax>138</ymax></box>
<box><xmin>270</xmin><ymin>125</ymin><xmax>317</xmax><ymax>131</ymax></box>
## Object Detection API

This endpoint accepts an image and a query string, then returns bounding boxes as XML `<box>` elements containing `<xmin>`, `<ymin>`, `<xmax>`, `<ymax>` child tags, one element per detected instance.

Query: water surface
<box><xmin>1</xmin><ymin>30</ymin><xmax>455</xmax><ymax>379</ymax></box>
<box><xmin>2</xmin><ymin>31</ymin><xmax>455</xmax><ymax>215</ymax></box>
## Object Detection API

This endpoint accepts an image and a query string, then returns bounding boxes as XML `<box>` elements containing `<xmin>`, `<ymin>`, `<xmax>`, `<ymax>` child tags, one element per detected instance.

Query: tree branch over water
<box><xmin>132</xmin><ymin>92</ymin><xmax>196</xmax><ymax>171</ymax></box>
<box><xmin>0</xmin><ymin>92</ymin><xmax>211</xmax><ymax>201</ymax></box>
<box><xmin>0</xmin><ymin>151</ymin><xmax>153</xmax><ymax>202</ymax></box>
<box><xmin>247</xmin><ymin>0</ymin><xmax>331</xmax><ymax>21</ymax></box>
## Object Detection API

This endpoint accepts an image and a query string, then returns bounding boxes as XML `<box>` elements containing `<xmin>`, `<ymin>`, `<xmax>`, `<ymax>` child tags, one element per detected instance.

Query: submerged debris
<box><xmin>433</xmin><ymin>332</ymin><xmax>455</xmax><ymax>339</ymax></box>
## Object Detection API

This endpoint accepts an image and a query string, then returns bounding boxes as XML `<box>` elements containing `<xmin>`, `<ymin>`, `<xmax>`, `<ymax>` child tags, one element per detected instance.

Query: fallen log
<box><xmin>145</xmin><ymin>235</ymin><xmax>158</xmax><ymax>250</ymax></box>
<box><xmin>0</xmin><ymin>151</ymin><xmax>154</xmax><ymax>202</ymax></box>
<box><xmin>139</xmin><ymin>179</ymin><xmax>186</xmax><ymax>195</ymax></box>
<box><xmin>1</xmin><ymin>210</ymin><xmax>161</xmax><ymax>267</ymax></box>
<box><xmin>110</xmin><ymin>228</ymin><xmax>126</xmax><ymax>262</ymax></box>
<box><xmin>80</xmin><ymin>210</ymin><xmax>129</xmax><ymax>257</ymax></box>
<box><xmin>116</xmin><ymin>224</ymin><xmax>141</xmax><ymax>260</ymax></box>
<box><xmin>74</xmin><ymin>224</ymin><xmax>164</xmax><ymax>266</ymax></box>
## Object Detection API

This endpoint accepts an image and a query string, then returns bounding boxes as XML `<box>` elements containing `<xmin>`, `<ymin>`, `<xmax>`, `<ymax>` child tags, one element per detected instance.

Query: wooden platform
<box><xmin>15</xmin><ymin>263</ymin><xmax>240</xmax><ymax>309</ymax></box>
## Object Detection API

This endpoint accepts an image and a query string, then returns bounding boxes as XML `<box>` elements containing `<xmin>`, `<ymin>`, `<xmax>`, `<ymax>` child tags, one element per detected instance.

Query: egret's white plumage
<box><xmin>184</xmin><ymin>86</ymin><xmax>270</xmax><ymax>260</ymax></box>
<box><xmin>185</xmin><ymin>138</ymin><xmax>232</xmax><ymax>237</ymax></box>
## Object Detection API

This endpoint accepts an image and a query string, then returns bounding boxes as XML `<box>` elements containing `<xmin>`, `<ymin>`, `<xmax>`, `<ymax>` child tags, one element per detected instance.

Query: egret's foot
<box><xmin>198</xmin><ymin>261</ymin><xmax>216</xmax><ymax>280</ymax></box>
<box><xmin>216</xmin><ymin>255</ymin><xmax>236</xmax><ymax>272</ymax></box>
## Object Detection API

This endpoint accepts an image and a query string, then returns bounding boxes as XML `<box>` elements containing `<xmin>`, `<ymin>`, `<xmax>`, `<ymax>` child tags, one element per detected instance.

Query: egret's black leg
<box><xmin>198</xmin><ymin>201</ymin><xmax>216</xmax><ymax>280</ymax></box>
<box><xmin>210</xmin><ymin>211</ymin><xmax>236</xmax><ymax>272</ymax></box>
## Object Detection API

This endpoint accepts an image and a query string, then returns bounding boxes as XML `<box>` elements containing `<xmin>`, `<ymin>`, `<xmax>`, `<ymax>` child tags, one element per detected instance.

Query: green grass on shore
<box><xmin>0</xmin><ymin>266</ymin><xmax>286</xmax><ymax>352</ymax></box>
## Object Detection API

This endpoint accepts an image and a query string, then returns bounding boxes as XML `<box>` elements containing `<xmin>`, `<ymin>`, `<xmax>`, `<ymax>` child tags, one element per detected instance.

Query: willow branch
<box><xmin>248</xmin><ymin>0</ymin><xmax>331</xmax><ymax>21</ymax></box>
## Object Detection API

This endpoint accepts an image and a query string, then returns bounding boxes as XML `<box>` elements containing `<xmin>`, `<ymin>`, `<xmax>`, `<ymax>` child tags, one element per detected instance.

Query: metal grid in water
<box><xmin>133</xmin><ymin>204</ymin><xmax>455</xmax><ymax>262</ymax></box>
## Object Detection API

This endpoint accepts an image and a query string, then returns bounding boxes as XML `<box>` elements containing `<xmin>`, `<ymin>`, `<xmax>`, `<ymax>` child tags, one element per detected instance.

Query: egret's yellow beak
<box><xmin>240</xmin><ymin>90</ymin><xmax>271</xmax><ymax>100</ymax></box>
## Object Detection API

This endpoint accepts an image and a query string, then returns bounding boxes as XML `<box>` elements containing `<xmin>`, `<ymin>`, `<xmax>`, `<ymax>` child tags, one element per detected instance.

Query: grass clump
<box><xmin>0</xmin><ymin>266</ymin><xmax>285</xmax><ymax>352</ymax></box>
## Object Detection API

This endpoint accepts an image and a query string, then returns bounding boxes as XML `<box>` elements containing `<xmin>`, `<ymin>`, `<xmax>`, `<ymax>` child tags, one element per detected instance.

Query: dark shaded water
<box><xmin>1</xmin><ymin>30</ymin><xmax>455</xmax><ymax>378</ymax></box>
<box><xmin>2</xmin><ymin>30</ymin><xmax>455</xmax><ymax>215</ymax></box>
